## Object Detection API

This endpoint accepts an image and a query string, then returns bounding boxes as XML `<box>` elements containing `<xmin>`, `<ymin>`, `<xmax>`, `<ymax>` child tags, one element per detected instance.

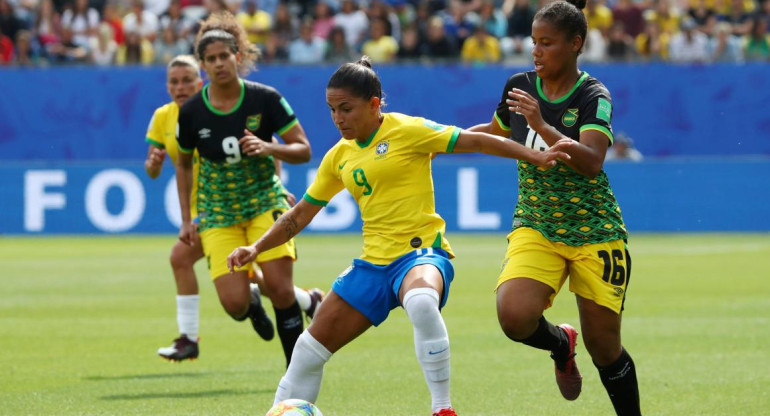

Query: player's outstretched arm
<box><xmin>227</xmin><ymin>199</ymin><xmax>322</xmax><ymax>272</ymax></box>
<box><xmin>453</xmin><ymin>130</ymin><xmax>572</xmax><ymax>168</ymax></box>
<box><xmin>239</xmin><ymin>123</ymin><xmax>312</xmax><ymax>164</ymax></box>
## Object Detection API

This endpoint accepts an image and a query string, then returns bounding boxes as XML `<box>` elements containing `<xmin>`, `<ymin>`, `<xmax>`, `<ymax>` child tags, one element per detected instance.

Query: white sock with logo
<box><xmin>274</xmin><ymin>331</ymin><xmax>331</xmax><ymax>405</ymax></box>
<box><xmin>403</xmin><ymin>288</ymin><xmax>452</xmax><ymax>412</ymax></box>
<box><xmin>177</xmin><ymin>295</ymin><xmax>200</xmax><ymax>342</ymax></box>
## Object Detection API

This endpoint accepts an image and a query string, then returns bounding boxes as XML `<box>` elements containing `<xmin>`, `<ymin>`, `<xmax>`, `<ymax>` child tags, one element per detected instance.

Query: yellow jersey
<box><xmin>145</xmin><ymin>101</ymin><xmax>200</xmax><ymax>218</ymax></box>
<box><xmin>304</xmin><ymin>112</ymin><xmax>460</xmax><ymax>264</ymax></box>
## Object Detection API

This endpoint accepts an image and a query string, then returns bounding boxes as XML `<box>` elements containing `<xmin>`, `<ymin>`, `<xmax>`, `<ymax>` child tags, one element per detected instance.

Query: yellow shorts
<box><xmin>496</xmin><ymin>227</ymin><xmax>631</xmax><ymax>314</ymax></box>
<box><xmin>199</xmin><ymin>209</ymin><xmax>297</xmax><ymax>280</ymax></box>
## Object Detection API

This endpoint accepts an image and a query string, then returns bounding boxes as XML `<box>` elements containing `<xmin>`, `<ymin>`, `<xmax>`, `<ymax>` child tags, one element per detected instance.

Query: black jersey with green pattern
<box><xmin>494</xmin><ymin>71</ymin><xmax>627</xmax><ymax>246</ymax></box>
<box><xmin>177</xmin><ymin>79</ymin><xmax>297</xmax><ymax>231</ymax></box>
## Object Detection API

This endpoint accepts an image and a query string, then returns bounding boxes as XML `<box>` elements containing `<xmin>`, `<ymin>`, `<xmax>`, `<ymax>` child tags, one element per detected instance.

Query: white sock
<box><xmin>294</xmin><ymin>287</ymin><xmax>311</xmax><ymax>312</ymax></box>
<box><xmin>403</xmin><ymin>288</ymin><xmax>452</xmax><ymax>412</ymax></box>
<box><xmin>274</xmin><ymin>331</ymin><xmax>332</xmax><ymax>405</ymax></box>
<box><xmin>177</xmin><ymin>295</ymin><xmax>200</xmax><ymax>342</ymax></box>
<box><xmin>250</xmin><ymin>283</ymin><xmax>261</xmax><ymax>297</ymax></box>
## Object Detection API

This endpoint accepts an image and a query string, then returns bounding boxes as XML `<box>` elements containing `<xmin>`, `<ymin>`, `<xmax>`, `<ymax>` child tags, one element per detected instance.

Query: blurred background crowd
<box><xmin>0</xmin><ymin>0</ymin><xmax>768</xmax><ymax>66</ymax></box>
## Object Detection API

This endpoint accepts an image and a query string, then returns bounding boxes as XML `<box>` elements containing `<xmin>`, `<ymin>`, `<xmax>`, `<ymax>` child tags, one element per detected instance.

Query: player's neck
<box><xmin>540</xmin><ymin>67</ymin><xmax>581</xmax><ymax>101</ymax></box>
<box><xmin>209</xmin><ymin>78</ymin><xmax>242</xmax><ymax>100</ymax></box>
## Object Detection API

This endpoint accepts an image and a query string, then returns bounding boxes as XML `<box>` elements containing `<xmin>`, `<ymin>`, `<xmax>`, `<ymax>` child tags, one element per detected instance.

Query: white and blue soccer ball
<box><xmin>265</xmin><ymin>399</ymin><xmax>323</xmax><ymax>416</ymax></box>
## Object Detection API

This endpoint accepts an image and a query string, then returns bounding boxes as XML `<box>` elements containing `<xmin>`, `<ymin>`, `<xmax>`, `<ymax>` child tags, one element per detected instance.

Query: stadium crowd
<box><xmin>0</xmin><ymin>0</ymin><xmax>768</xmax><ymax>66</ymax></box>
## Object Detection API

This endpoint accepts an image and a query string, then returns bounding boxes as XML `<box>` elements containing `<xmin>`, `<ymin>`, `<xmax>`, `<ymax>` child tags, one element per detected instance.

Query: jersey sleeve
<box><xmin>145</xmin><ymin>108</ymin><xmax>165</xmax><ymax>148</ymax></box>
<box><xmin>176</xmin><ymin>105</ymin><xmax>196</xmax><ymax>154</ymax></box>
<box><xmin>303</xmin><ymin>147</ymin><xmax>345</xmax><ymax>207</ymax></box>
<box><xmin>578</xmin><ymin>87</ymin><xmax>615</xmax><ymax>145</ymax></box>
<box><xmin>265</xmin><ymin>89</ymin><xmax>299</xmax><ymax>137</ymax></box>
<box><xmin>494</xmin><ymin>75</ymin><xmax>517</xmax><ymax>132</ymax></box>
<box><xmin>411</xmin><ymin>118</ymin><xmax>462</xmax><ymax>154</ymax></box>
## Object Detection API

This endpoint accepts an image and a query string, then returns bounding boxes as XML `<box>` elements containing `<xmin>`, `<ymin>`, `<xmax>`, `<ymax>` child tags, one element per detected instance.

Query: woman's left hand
<box><xmin>239</xmin><ymin>129</ymin><xmax>274</xmax><ymax>157</ymax></box>
<box><xmin>507</xmin><ymin>88</ymin><xmax>546</xmax><ymax>132</ymax></box>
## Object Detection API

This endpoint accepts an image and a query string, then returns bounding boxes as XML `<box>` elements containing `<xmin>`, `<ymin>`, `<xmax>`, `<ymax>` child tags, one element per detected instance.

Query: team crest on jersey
<box><xmin>246</xmin><ymin>114</ymin><xmax>262</xmax><ymax>131</ymax></box>
<box><xmin>562</xmin><ymin>108</ymin><xmax>578</xmax><ymax>127</ymax></box>
<box><xmin>374</xmin><ymin>140</ymin><xmax>390</xmax><ymax>160</ymax></box>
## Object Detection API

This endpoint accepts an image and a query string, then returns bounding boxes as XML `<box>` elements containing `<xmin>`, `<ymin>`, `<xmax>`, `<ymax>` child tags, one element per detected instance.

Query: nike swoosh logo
<box><xmin>338</xmin><ymin>161</ymin><xmax>348</xmax><ymax>170</ymax></box>
<box><xmin>428</xmin><ymin>348</ymin><xmax>448</xmax><ymax>355</ymax></box>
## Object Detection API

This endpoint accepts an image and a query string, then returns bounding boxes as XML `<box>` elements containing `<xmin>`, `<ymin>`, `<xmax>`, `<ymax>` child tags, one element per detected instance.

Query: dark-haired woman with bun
<box><xmin>175</xmin><ymin>11</ymin><xmax>313</xmax><ymax>367</ymax></box>
<box><xmin>470</xmin><ymin>0</ymin><xmax>641</xmax><ymax>414</ymax></box>
<box><xmin>228</xmin><ymin>56</ymin><xmax>572</xmax><ymax>416</ymax></box>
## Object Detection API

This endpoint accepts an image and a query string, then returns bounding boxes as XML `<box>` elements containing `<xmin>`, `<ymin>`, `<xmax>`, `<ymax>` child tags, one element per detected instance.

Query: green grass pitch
<box><xmin>1</xmin><ymin>233</ymin><xmax>769</xmax><ymax>415</ymax></box>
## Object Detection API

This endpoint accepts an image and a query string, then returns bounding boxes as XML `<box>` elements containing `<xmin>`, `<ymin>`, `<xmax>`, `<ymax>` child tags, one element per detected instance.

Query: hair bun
<box><xmin>565</xmin><ymin>0</ymin><xmax>587</xmax><ymax>10</ymax></box>
<box><xmin>356</xmin><ymin>55</ymin><xmax>373</xmax><ymax>69</ymax></box>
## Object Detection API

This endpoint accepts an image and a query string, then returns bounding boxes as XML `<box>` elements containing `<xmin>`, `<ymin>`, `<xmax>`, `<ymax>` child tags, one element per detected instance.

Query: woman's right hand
<box><xmin>534</xmin><ymin>138</ymin><xmax>573</xmax><ymax>168</ymax></box>
<box><xmin>178</xmin><ymin>221</ymin><xmax>197</xmax><ymax>246</ymax></box>
<box><xmin>227</xmin><ymin>245</ymin><xmax>258</xmax><ymax>273</ymax></box>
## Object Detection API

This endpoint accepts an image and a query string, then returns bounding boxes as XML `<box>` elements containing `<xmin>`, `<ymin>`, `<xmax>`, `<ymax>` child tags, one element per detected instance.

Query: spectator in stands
<box><xmin>707</xmin><ymin>20</ymin><xmax>742</xmax><ymax>61</ymax></box>
<box><xmin>580</xmin><ymin>26</ymin><xmax>607</xmax><ymax>61</ymax></box>
<box><xmin>288</xmin><ymin>17</ymin><xmax>326</xmax><ymax>63</ymax></box>
<box><xmin>237</xmin><ymin>0</ymin><xmax>271</xmax><ymax>50</ymax></box>
<box><xmin>760</xmin><ymin>0</ymin><xmax>770</xmax><ymax>31</ymax></box>
<box><xmin>397</xmin><ymin>24</ymin><xmax>424</xmax><ymax>60</ymax></box>
<box><xmin>116</xmin><ymin>27</ymin><xmax>154</xmax><ymax>64</ymax></box>
<box><xmin>605</xmin><ymin>132</ymin><xmax>643</xmax><ymax>162</ymax></box>
<box><xmin>644</xmin><ymin>0</ymin><xmax>680</xmax><ymax>35</ymax></box>
<box><xmin>0</xmin><ymin>0</ymin><xmax>25</xmax><ymax>43</ymax></box>
<box><xmin>160</xmin><ymin>0</ymin><xmax>193</xmax><ymax>41</ymax></box>
<box><xmin>669</xmin><ymin>16</ymin><xmax>708</xmax><ymax>62</ymax></box>
<box><xmin>34</xmin><ymin>0</ymin><xmax>61</xmax><ymax>54</ymax></box>
<box><xmin>362</xmin><ymin>17</ymin><xmax>399</xmax><ymax>62</ymax></box>
<box><xmin>154</xmin><ymin>23</ymin><xmax>190</xmax><ymax>64</ymax></box>
<box><xmin>334</xmin><ymin>0</ymin><xmax>369</xmax><ymax>49</ymax></box>
<box><xmin>272</xmin><ymin>2</ymin><xmax>298</xmax><ymax>53</ymax></box>
<box><xmin>606</xmin><ymin>21</ymin><xmax>634</xmax><ymax>60</ymax></box>
<box><xmin>742</xmin><ymin>15</ymin><xmax>770</xmax><ymax>61</ymax></box>
<box><xmin>261</xmin><ymin>30</ymin><xmax>288</xmax><ymax>62</ymax></box>
<box><xmin>123</xmin><ymin>0</ymin><xmax>159</xmax><ymax>42</ymax></box>
<box><xmin>144</xmin><ymin>0</ymin><xmax>173</xmax><ymax>16</ymax></box>
<box><xmin>0</xmin><ymin>24</ymin><xmax>14</xmax><ymax>64</ymax></box>
<box><xmin>61</xmin><ymin>0</ymin><xmax>98</xmax><ymax>47</ymax></box>
<box><xmin>425</xmin><ymin>15</ymin><xmax>459</xmax><ymax>58</ymax></box>
<box><xmin>720</xmin><ymin>0</ymin><xmax>752</xmax><ymax>36</ymax></box>
<box><xmin>14</xmin><ymin>29</ymin><xmax>43</xmax><ymax>65</ymax></box>
<box><xmin>503</xmin><ymin>0</ymin><xmax>535</xmax><ymax>55</ymax></box>
<box><xmin>414</xmin><ymin>0</ymin><xmax>434</xmax><ymax>44</ymax></box>
<box><xmin>312</xmin><ymin>0</ymin><xmax>335</xmax><ymax>40</ymax></box>
<box><xmin>687</xmin><ymin>0</ymin><xmax>714</xmax><ymax>30</ymax></box>
<box><xmin>48</xmin><ymin>26</ymin><xmax>88</xmax><ymax>63</ymax></box>
<box><xmin>635</xmin><ymin>18</ymin><xmax>669</xmax><ymax>60</ymax></box>
<box><xmin>90</xmin><ymin>21</ymin><xmax>117</xmax><ymax>65</ymax></box>
<box><xmin>368</xmin><ymin>0</ymin><xmax>401</xmax><ymax>41</ymax></box>
<box><xmin>612</xmin><ymin>0</ymin><xmax>644</xmax><ymax>37</ymax></box>
<box><xmin>584</xmin><ymin>0</ymin><xmax>613</xmax><ymax>37</ymax></box>
<box><xmin>324</xmin><ymin>25</ymin><xmax>355</xmax><ymax>62</ymax></box>
<box><xmin>476</xmin><ymin>0</ymin><xmax>507</xmax><ymax>39</ymax></box>
<box><xmin>461</xmin><ymin>24</ymin><xmax>501</xmax><ymax>63</ymax></box>
<box><xmin>442</xmin><ymin>0</ymin><xmax>475</xmax><ymax>46</ymax></box>
<box><xmin>101</xmin><ymin>1</ymin><xmax>124</xmax><ymax>45</ymax></box>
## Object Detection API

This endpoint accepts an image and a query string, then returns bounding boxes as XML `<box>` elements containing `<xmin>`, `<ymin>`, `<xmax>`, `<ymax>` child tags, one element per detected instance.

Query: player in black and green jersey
<box><xmin>175</xmin><ymin>12</ymin><xmax>313</xmax><ymax>367</ymax></box>
<box><xmin>471</xmin><ymin>1</ymin><xmax>641</xmax><ymax>414</ymax></box>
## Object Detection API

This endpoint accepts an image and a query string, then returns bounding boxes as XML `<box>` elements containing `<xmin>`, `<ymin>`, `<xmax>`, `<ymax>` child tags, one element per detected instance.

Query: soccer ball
<box><xmin>265</xmin><ymin>399</ymin><xmax>323</xmax><ymax>416</ymax></box>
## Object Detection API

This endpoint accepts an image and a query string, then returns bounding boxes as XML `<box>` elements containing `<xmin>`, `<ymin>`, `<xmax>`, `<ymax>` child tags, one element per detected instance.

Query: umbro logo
<box><xmin>198</xmin><ymin>128</ymin><xmax>211</xmax><ymax>139</ymax></box>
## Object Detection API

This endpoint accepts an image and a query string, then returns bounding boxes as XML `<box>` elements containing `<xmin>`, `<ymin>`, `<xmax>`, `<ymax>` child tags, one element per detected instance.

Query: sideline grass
<box><xmin>1</xmin><ymin>234</ymin><xmax>769</xmax><ymax>415</ymax></box>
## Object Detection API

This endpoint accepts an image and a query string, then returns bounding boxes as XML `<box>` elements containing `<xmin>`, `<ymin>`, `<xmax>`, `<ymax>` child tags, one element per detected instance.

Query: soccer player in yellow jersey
<box><xmin>146</xmin><ymin>54</ymin><xmax>323</xmax><ymax>362</ymax></box>
<box><xmin>227</xmin><ymin>56</ymin><xmax>572</xmax><ymax>416</ymax></box>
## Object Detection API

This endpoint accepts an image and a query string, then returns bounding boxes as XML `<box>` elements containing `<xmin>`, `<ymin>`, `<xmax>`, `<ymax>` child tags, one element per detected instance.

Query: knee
<box><xmin>497</xmin><ymin>307</ymin><xmax>539</xmax><ymax>341</ymax></box>
<box><xmin>170</xmin><ymin>244</ymin><xmax>195</xmax><ymax>271</ymax></box>
<box><xmin>403</xmin><ymin>289</ymin><xmax>440</xmax><ymax>325</ymax></box>
<box><xmin>220</xmin><ymin>294</ymin><xmax>249</xmax><ymax>319</ymax></box>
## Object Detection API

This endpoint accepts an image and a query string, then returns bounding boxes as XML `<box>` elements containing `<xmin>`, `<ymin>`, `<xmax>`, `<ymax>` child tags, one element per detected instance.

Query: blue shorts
<box><xmin>331</xmin><ymin>248</ymin><xmax>455</xmax><ymax>326</ymax></box>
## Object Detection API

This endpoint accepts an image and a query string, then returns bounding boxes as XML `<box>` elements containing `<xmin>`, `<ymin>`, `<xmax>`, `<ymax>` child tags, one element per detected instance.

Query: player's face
<box><xmin>326</xmin><ymin>87</ymin><xmax>381</xmax><ymax>141</ymax></box>
<box><xmin>531</xmin><ymin>19</ymin><xmax>581</xmax><ymax>79</ymax></box>
<box><xmin>167</xmin><ymin>65</ymin><xmax>201</xmax><ymax>107</ymax></box>
<box><xmin>200</xmin><ymin>41</ymin><xmax>241</xmax><ymax>85</ymax></box>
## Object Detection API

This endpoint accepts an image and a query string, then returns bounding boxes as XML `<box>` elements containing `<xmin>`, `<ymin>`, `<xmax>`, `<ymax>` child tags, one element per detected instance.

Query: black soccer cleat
<box><xmin>158</xmin><ymin>335</ymin><xmax>199</xmax><ymax>362</ymax></box>
<box><xmin>249</xmin><ymin>286</ymin><xmax>275</xmax><ymax>341</ymax></box>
